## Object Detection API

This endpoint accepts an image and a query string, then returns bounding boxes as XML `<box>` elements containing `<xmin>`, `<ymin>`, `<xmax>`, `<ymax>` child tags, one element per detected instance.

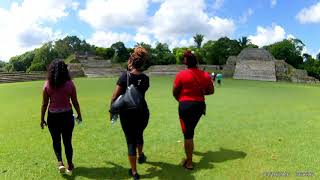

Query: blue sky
<box><xmin>0</xmin><ymin>0</ymin><xmax>320</xmax><ymax>61</ymax></box>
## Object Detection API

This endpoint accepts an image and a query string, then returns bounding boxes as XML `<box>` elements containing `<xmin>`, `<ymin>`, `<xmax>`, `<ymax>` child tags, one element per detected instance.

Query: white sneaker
<box><xmin>65</xmin><ymin>163</ymin><xmax>74</xmax><ymax>175</ymax></box>
<box><xmin>58</xmin><ymin>165</ymin><xmax>66</xmax><ymax>174</ymax></box>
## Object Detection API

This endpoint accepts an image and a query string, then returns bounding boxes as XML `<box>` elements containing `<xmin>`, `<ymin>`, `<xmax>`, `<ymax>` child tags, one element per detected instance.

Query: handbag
<box><xmin>188</xmin><ymin>69</ymin><xmax>207</xmax><ymax>115</ymax></box>
<box><xmin>110</xmin><ymin>71</ymin><xmax>144</xmax><ymax>113</ymax></box>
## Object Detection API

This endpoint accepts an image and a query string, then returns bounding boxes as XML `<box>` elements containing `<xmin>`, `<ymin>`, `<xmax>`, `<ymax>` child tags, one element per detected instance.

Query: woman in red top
<box><xmin>173</xmin><ymin>50</ymin><xmax>214</xmax><ymax>170</ymax></box>
<box><xmin>41</xmin><ymin>60</ymin><xmax>82</xmax><ymax>174</ymax></box>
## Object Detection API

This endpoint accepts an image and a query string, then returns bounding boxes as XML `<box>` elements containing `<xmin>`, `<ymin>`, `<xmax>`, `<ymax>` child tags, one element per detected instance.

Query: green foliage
<box><xmin>31</xmin><ymin>42</ymin><xmax>57</xmax><ymax>71</ymax></box>
<box><xmin>0</xmin><ymin>60</ymin><xmax>6</xmax><ymax>68</ymax></box>
<box><xmin>301</xmin><ymin>54</ymin><xmax>320</xmax><ymax>79</ymax></box>
<box><xmin>193</xmin><ymin>34</ymin><xmax>204</xmax><ymax>48</ymax></box>
<box><xmin>203</xmin><ymin>37</ymin><xmax>241</xmax><ymax>65</ymax></box>
<box><xmin>27</xmin><ymin>62</ymin><xmax>46</xmax><ymax>72</ymax></box>
<box><xmin>316</xmin><ymin>52</ymin><xmax>320</xmax><ymax>61</ymax></box>
<box><xmin>64</xmin><ymin>54</ymin><xmax>79</xmax><ymax>64</ymax></box>
<box><xmin>95</xmin><ymin>47</ymin><xmax>115</xmax><ymax>60</ymax></box>
<box><xmin>5</xmin><ymin>36</ymin><xmax>95</xmax><ymax>72</ymax></box>
<box><xmin>238</xmin><ymin>36</ymin><xmax>258</xmax><ymax>49</ymax></box>
<box><xmin>173</xmin><ymin>47</ymin><xmax>189</xmax><ymax>64</ymax></box>
<box><xmin>111</xmin><ymin>42</ymin><xmax>130</xmax><ymax>63</ymax></box>
<box><xmin>7</xmin><ymin>51</ymin><xmax>35</xmax><ymax>71</ymax></box>
<box><xmin>153</xmin><ymin>42</ymin><xmax>175</xmax><ymax>65</ymax></box>
<box><xmin>264</xmin><ymin>39</ymin><xmax>304</xmax><ymax>68</ymax></box>
<box><xmin>0</xmin><ymin>60</ymin><xmax>7</xmax><ymax>72</ymax></box>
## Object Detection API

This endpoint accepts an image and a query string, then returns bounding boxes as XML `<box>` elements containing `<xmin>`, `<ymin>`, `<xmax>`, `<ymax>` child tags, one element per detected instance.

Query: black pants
<box><xmin>179</xmin><ymin>101</ymin><xmax>205</xmax><ymax>139</ymax></box>
<box><xmin>120</xmin><ymin>108</ymin><xmax>149</xmax><ymax>156</ymax></box>
<box><xmin>47</xmin><ymin>110</ymin><xmax>74</xmax><ymax>164</ymax></box>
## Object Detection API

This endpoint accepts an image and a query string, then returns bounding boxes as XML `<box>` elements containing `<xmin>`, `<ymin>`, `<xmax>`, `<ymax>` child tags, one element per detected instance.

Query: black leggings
<box><xmin>120</xmin><ymin>109</ymin><xmax>149</xmax><ymax>156</ymax></box>
<box><xmin>47</xmin><ymin>110</ymin><xmax>74</xmax><ymax>164</ymax></box>
<box><xmin>179</xmin><ymin>101</ymin><xmax>205</xmax><ymax>139</ymax></box>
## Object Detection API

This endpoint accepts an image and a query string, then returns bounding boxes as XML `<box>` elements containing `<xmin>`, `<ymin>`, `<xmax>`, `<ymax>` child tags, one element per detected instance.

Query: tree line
<box><xmin>0</xmin><ymin>34</ymin><xmax>319</xmax><ymax>79</ymax></box>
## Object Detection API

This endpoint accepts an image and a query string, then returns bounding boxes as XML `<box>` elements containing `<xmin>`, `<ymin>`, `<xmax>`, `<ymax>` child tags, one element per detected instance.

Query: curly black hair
<box><xmin>47</xmin><ymin>60</ymin><xmax>71</xmax><ymax>88</ymax></box>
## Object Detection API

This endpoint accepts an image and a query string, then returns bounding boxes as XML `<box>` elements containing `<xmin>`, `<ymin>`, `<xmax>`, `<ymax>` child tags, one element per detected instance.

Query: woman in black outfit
<box><xmin>110</xmin><ymin>47</ymin><xmax>149</xmax><ymax>180</ymax></box>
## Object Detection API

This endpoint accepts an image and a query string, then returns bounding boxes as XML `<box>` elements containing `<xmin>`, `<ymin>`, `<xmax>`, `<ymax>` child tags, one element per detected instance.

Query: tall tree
<box><xmin>238</xmin><ymin>36</ymin><xmax>258</xmax><ymax>49</ymax></box>
<box><xmin>316</xmin><ymin>52</ymin><xmax>320</xmax><ymax>61</ymax></box>
<box><xmin>193</xmin><ymin>34</ymin><xmax>204</xmax><ymax>49</ymax></box>
<box><xmin>202</xmin><ymin>37</ymin><xmax>241</xmax><ymax>65</ymax></box>
<box><xmin>111</xmin><ymin>42</ymin><xmax>130</xmax><ymax>63</ymax></box>
<box><xmin>238</xmin><ymin>36</ymin><xmax>249</xmax><ymax>48</ymax></box>
<box><xmin>264</xmin><ymin>39</ymin><xmax>304</xmax><ymax>68</ymax></box>
<box><xmin>154</xmin><ymin>42</ymin><xmax>175</xmax><ymax>65</ymax></box>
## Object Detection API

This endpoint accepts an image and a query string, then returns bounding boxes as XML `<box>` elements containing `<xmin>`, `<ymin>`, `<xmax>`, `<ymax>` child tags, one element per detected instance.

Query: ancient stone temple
<box><xmin>224</xmin><ymin>48</ymin><xmax>319</xmax><ymax>84</ymax></box>
<box><xmin>233</xmin><ymin>48</ymin><xmax>277</xmax><ymax>81</ymax></box>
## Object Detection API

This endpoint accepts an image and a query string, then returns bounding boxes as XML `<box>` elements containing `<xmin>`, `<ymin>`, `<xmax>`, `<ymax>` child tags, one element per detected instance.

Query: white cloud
<box><xmin>87</xmin><ymin>31</ymin><xmax>132</xmax><ymax>47</ymax></box>
<box><xmin>79</xmin><ymin>0</ymin><xmax>149</xmax><ymax>30</ymax></box>
<box><xmin>78</xmin><ymin>0</ymin><xmax>235</xmax><ymax>49</ymax></box>
<box><xmin>0</xmin><ymin>0</ymin><xmax>77</xmax><ymax>61</ymax></box>
<box><xmin>271</xmin><ymin>0</ymin><xmax>277</xmax><ymax>8</ymax></box>
<box><xmin>133</xmin><ymin>27</ymin><xmax>153</xmax><ymax>44</ymax></box>
<box><xmin>296</xmin><ymin>2</ymin><xmax>320</xmax><ymax>24</ymax></box>
<box><xmin>213</xmin><ymin>0</ymin><xmax>224</xmax><ymax>10</ymax></box>
<box><xmin>150</xmin><ymin>0</ymin><xmax>235</xmax><ymax>46</ymax></box>
<box><xmin>286</xmin><ymin>34</ymin><xmax>295</xmax><ymax>39</ymax></box>
<box><xmin>151</xmin><ymin>0</ymin><xmax>165</xmax><ymax>3</ymax></box>
<box><xmin>248</xmin><ymin>25</ymin><xmax>286</xmax><ymax>47</ymax></box>
<box><xmin>239</xmin><ymin>8</ymin><xmax>254</xmax><ymax>23</ymax></box>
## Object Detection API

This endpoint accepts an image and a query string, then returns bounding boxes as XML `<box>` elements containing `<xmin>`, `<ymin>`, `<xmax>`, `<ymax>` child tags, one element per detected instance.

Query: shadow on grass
<box><xmin>61</xmin><ymin>148</ymin><xmax>246</xmax><ymax>180</ymax></box>
<box><xmin>144</xmin><ymin>148</ymin><xmax>246</xmax><ymax>180</ymax></box>
<box><xmin>61</xmin><ymin>161</ymin><xmax>128</xmax><ymax>180</ymax></box>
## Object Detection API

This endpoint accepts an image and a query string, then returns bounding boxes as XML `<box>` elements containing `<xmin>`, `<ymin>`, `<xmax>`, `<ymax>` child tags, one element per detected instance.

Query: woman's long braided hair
<box><xmin>128</xmin><ymin>47</ymin><xmax>148</xmax><ymax>70</ymax></box>
<box><xmin>47</xmin><ymin>60</ymin><xmax>71</xmax><ymax>88</ymax></box>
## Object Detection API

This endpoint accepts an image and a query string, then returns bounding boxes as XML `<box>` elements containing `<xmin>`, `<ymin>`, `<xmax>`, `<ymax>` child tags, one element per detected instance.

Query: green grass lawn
<box><xmin>0</xmin><ymin>77</ymin><xmax>320</xmax><ymax>180</ymax></box>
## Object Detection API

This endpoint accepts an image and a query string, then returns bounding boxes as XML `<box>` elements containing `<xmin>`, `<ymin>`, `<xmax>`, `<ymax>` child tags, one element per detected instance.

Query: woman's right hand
<box><xmin>77</xmin><ymin>116</ymin><xmax>82</xmax><ymax>123</ymax></box>
<box><xmin>40</xmin><ymin>120</ymin><xmax>47</xmax><ymax>129</ymax></box>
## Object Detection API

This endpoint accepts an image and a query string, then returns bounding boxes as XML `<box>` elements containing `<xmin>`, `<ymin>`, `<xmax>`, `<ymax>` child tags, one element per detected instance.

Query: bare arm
<box><xmin>109</xmin><ymin>85</ymin><xmax>123</xmax><ymax>120</ymax></box>
<box><xmin>40</xmin><ymin>90</ymin><xmax>49</xmax><ymax>129</ymax></box>
<box><xmin>206</xmin><ymin>79</ymin><xmax>214</xmax><ymax>95</ymax></box>
<box><xmin>71</xmin><ymin>87</ymin><xmax>82</xmax><ymax>120</ymax></box>
<box><xmin>173</xmin><ymin>85</ymin><xmax>182</xmax><ymax>102</ymax></box>
<box><xmin>110</xmin><ymin>85</ymin><xmax>124</xmax><ymax>106</ymax></box>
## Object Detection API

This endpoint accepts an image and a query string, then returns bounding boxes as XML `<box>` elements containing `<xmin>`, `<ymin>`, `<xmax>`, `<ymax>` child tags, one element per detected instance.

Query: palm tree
<box><xmin>238</xmin><ymin>36</ymin><xmax>250</xmax><ymax>48</ymax></box>
<box><xmin>193</xmin><ymin>34</ymin><xmax>204</xmax><ymax>49</ymax></box>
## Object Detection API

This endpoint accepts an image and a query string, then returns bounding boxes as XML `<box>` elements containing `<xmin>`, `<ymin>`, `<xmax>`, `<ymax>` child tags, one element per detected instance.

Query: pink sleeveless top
<box><xmin>43</xmin><ymin>80</ymin><xmax>76</xmax><ymax>113</ymax></box>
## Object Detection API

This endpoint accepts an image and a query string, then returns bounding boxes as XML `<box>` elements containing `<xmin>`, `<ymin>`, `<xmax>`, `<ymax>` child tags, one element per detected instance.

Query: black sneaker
<box><xmin>128</xmin><ymin>169</ymin><xmax>140</xmax><ymax>180</ymax></box>
<box><xmin>138</xmin><ymin>153</ymin><xmax>147</xmax><ymax>164</ymax></box>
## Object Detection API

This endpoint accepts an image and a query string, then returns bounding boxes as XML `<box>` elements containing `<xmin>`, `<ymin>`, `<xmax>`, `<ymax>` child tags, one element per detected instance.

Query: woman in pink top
<box><xmin>40</xmin><ymin>60</ymin><xmax>82</xmax><ymax>174</ymax></box>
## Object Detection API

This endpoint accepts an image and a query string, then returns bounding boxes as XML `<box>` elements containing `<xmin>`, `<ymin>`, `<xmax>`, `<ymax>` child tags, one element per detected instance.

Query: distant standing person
<box><xmin>173</xmin><ymin>50</ymin><xmax>214</xmax><ymax>170</ymax></box>
<box><xmin>110</xmin><ymin>47</ymin><xmax>150</xmax><ymax>180</ymax></box>
<box><xmin>216</xmin><ymin>73</ymin><xmax>223</xmax><ymax>86</ymax></box>
<box><xmin>40</xmin><ymin>60</ymin><xmax>82</xmax><ymax>174</ymax></box>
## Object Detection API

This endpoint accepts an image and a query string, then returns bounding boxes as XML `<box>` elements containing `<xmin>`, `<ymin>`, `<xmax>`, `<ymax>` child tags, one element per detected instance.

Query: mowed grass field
<box><xmin>0</xmin><ymin>77</ymin><xmax>320</xmax><ymax>180</ymax></box>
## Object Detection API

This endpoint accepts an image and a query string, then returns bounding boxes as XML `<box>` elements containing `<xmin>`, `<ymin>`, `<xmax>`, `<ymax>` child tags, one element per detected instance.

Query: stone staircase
<box><xmin>79</xmin><ymin>59</ymin><xmax>125</xmax><ymax>77</ymax></box>
<box><xmin>146</xmin><ymin>65</ymin><xmax>220</xmax><ymax>76</ymax></box>
<box><xmin>234</xmin><ymin>60</ymin><xmax>277</xmax><ymax>82</ymax></box>
<box><xmin>0</xmin><ymin>72</ymin><xmax>46</xmax><ymax>84</ymax></box>
<box><xmin>146</xmin><ymin>65</ymin><xmax>186</xmax><ymax>76</ymax></box>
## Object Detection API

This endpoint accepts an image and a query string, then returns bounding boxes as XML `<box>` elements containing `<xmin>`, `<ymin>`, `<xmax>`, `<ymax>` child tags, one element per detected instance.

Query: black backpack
<box><xmin>110</xmin><ymin>72</ymin><xmax>143</xmax><ymax>113</ymax></box>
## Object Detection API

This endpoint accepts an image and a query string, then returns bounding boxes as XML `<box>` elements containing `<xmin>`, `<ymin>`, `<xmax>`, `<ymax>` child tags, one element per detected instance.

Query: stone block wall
<box><xmin>233</xmin><ymin>60</ymin><xmax>276</xmax><ymax>81</ymax></box>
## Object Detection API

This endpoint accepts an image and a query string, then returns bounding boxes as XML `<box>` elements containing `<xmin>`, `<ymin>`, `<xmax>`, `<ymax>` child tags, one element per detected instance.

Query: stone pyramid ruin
<box><xmin>225</xmin><ymin>48</ymin><xmax>319</xmax><ymax>84</ymax></box>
